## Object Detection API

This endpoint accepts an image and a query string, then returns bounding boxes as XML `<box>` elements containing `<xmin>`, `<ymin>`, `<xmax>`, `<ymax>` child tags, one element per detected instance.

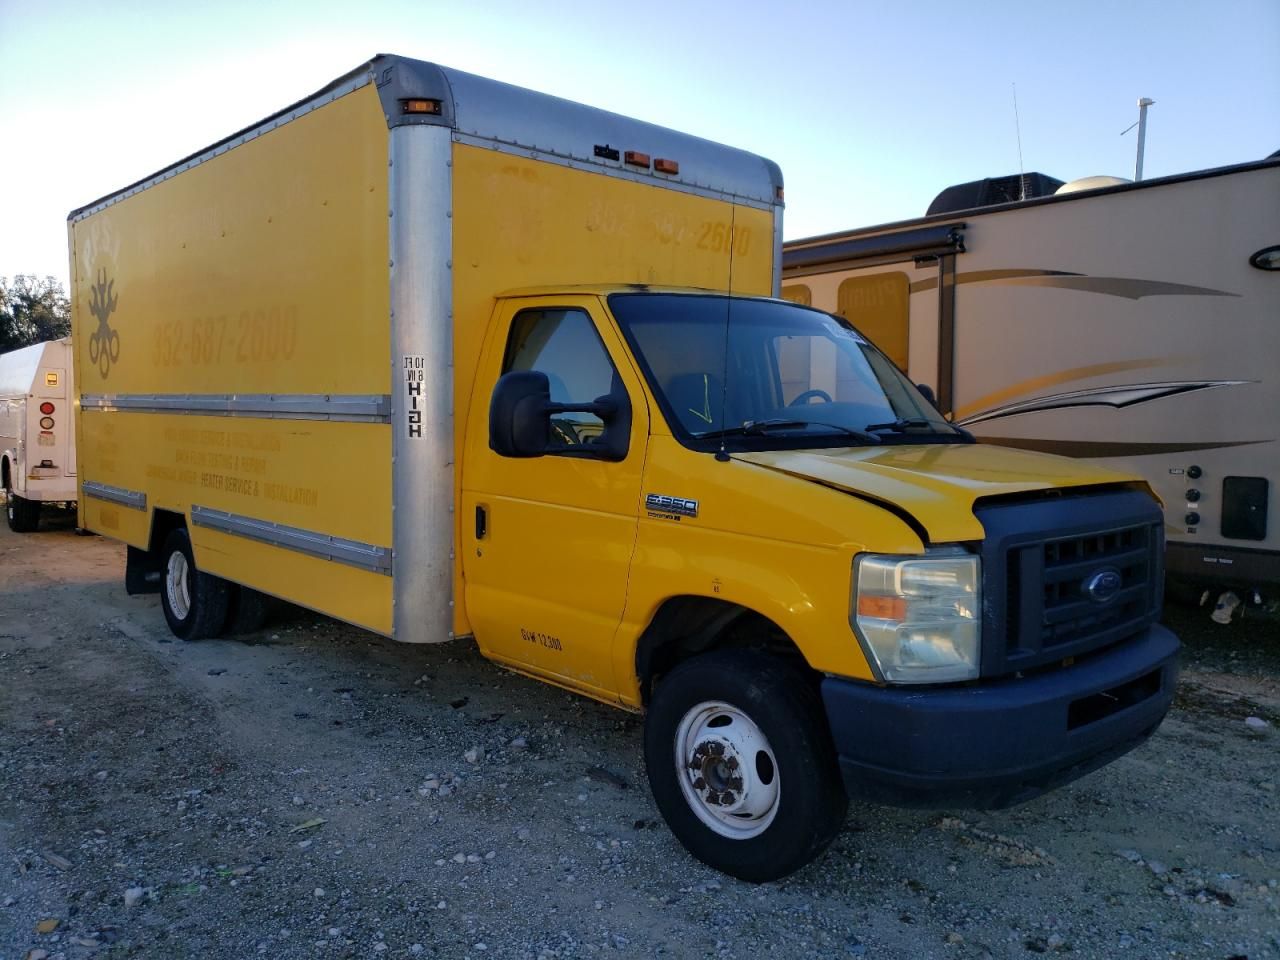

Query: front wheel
<box><xmin>160</xmin><ymin>528</ymin><xmax>230</xmax><ymax>640</ymax></box>
<box><xmin>644</xmin><ymin>650</ymin><xmax>848</xmax><ymax>882</ymax></box>
<box><xmin>5</xmin><ymin>480</ymin><xmax>41</xmax><ymax>533</ymax></box>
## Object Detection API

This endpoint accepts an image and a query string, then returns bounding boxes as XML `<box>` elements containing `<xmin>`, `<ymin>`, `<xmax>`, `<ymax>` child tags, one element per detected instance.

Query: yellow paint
<box><xmin>449</xmin><ymin>143</ymin><xmax>773</xmax><ymax>638</ymax></box>
<box><xmin>71</xmin><ymin>84</ymin><xmax>393</xmax><ymax>634</ymax></box>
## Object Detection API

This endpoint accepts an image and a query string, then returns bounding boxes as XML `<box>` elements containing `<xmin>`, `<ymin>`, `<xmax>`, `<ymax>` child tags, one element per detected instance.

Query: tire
<box><xmin>224</xmin><ymin>584</ymin><xmax>274</xmax><ymax>636</ymax></box>
<box><xmin>644</xmin><ymin>649</ymin><xmax>848</xmax><ymax>882</ymax></box>
<box><xmin>160</xmin><ymin>527</ymin><xmax>230</xmax><ymax>641</ymax></box>
<box><xmin>5</xmin><ymin>480</ymin><xmax>41</xmax><ymax>533</ymax></box>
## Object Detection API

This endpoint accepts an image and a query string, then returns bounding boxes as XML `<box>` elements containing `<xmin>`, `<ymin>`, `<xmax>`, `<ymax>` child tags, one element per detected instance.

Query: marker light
<box><xmin>624</xmin><ymin>150</ymin><xmax>651</xmax><ymax>169</ymax></box>
<box><xmin>400</xmin><ymin>98</ymin><xmax>442</xmax><ymax>115</ymax></box>
<box><xmin>653</xmin><ymin>158</ymin><xmax>679</xmax><ymax>175</ymax></box>
<box><xmin>40</xmin><ymin>402</ymin><xmax>55</xmax><ymax>414</ymax></box>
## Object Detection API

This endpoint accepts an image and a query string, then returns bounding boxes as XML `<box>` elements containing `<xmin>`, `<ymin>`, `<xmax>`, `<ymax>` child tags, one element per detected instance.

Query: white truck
<box><xmin>1</xmin><ymin>337</ymin><xmax>77</xmax><ymax>531</ymax></box>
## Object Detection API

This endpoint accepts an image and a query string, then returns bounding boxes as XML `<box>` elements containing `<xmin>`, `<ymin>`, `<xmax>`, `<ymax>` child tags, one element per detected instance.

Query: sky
<box><xmin>1</xmin><ymin>0</ymin><xmax>1277</xmax><ymax>289</ymax></box>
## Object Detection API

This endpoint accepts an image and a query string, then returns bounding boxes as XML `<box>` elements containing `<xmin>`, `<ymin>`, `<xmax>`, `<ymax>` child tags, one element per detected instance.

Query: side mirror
<box><xmin>490</xmin><ymin>371</ymin><xmax>552</xmax><ymax>457</ymax></box>
<box><xmin>489</xmin><ymin>371</ymin><xmax>631</xmax><ymax>459</ymax></box>
<box><xmin>915</xmin><ymin>383</ymin><xmax>937</xmax><ymax>406</ymax></box>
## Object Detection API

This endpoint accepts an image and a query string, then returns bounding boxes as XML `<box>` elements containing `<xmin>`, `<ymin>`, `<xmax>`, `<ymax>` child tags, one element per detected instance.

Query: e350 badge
<box><xmin>645</xmin><ymin>493</ymin><xmax>698</xmax><ymax>522</ymax></box>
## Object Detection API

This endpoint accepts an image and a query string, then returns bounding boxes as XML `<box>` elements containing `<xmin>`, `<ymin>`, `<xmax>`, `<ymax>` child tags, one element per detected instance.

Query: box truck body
<box><xmin>782</xmin><ymin>158</ymin><xmax>1280</xmax><ymax>591</ymax></box>
<box><xmin>1</xmin><ymin>337</ymin><xmax>76</xmax><ymax>531</ymax></box>
<box><xmin>70</xmin><ymin>55</ymin><xmax>1178</xmax><ymax>880</ymax></box>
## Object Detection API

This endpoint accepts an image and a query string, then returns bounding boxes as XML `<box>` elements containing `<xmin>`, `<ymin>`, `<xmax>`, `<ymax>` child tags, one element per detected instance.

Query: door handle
<box><xmin>475</xmin><ymin>505</ymin><xmax>488</xmax><ymax>539</ymax></box>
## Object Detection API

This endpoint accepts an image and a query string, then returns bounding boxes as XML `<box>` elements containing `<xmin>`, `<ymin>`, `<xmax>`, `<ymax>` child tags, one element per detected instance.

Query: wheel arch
<box><xmin>634</xmin><ymin>595</ymin><xmax>815</xmax><ymax>707</ymax></box>
<box><xmin>125</xmin><ymin>507</ymin><xmax>189</xmax><ymax>595</ymax></box>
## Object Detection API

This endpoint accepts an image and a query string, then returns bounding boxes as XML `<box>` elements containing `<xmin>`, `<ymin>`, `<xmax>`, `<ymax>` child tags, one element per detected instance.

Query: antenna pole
<box><xmin>1134</xmin><ymin>97</ymin><xmax>1154</xmax><ymax>181</ymax></box>
<box><xmin>1012</xmin><ymin>83</ymin><xmax>1026</xmax><ymax>199</ymax></box>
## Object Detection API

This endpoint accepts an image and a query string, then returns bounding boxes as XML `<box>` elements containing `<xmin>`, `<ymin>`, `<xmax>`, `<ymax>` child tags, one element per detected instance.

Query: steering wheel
<box><xmin>789</xmin><ymin>389</ymin><xmax>833</xmax><ymax>405</ymax></box>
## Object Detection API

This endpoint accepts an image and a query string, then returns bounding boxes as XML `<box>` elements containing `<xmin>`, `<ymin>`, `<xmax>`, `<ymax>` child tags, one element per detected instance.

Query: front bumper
<box><xmin>822</xmin><ymin>624</ymin><xmax>1179</xmax><ymax>809</ymax></box>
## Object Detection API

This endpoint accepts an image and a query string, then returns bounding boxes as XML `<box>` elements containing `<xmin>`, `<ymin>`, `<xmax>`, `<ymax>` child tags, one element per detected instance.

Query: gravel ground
<box><xmin>2</xmin><ymin>510</ymin><xmax>1278</xmax><ymax>960</ymax></box>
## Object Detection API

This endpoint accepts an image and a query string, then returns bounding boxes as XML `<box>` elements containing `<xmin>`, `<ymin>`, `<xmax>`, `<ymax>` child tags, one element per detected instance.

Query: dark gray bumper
<box><xmin>822</xmin><ymin>624</ymin><xmax>1180</xmax><ymax>809</ymax></box>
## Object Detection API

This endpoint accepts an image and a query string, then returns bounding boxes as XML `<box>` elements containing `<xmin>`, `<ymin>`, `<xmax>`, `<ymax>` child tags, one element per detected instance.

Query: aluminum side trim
<box><xmin>80</xmin><ymin>394</ymin><xmax>390</xmax><ymax>423</ymax></box>
<box><xmin>191</xmin><ymin>505</ymin><xmax>392</xmax><ymax>575</ymax></box>
<box><xmin>82</xmin><ymin>480</ymin><xmax>147</xmax><ymax>511</ymax></box>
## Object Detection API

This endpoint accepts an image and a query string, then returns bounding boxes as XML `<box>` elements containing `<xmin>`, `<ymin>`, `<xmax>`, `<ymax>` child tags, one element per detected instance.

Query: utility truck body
<box><xmin>70</xmin><ymin>55</ymin><xmax>1178</xmax><ymax>880</ymax></box>
<box><xmin>1</xmin><ymin>337</ymin><xmax>76</xmax><ymax>531</ymax></box>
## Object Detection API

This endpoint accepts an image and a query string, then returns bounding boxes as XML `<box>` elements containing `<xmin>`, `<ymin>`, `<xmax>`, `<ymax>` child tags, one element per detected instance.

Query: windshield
<box><xmin>608</xmin><ymin>293</ymin><xmax>966</xmax><ymax>452</ymax></box>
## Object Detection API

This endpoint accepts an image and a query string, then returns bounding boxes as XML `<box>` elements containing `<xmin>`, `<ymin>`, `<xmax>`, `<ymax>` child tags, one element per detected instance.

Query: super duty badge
<box><xmin>645</xmin><ymin>494</ymin><xmax>698</xmax><ymax>521</ymax></box>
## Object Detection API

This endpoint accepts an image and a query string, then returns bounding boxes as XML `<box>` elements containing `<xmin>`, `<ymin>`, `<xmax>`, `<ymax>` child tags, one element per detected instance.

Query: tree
<box><xmin>1</xmin><ymin>275</ymin><xmax>71</xmax><ymax>353</ymax></box>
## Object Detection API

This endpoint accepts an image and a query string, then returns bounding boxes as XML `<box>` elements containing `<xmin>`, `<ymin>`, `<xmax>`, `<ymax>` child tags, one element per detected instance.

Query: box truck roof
<box><xmin>68</xmin><ymin>53</ymin><xmax>783</xmax><ymax>223</ymax></box>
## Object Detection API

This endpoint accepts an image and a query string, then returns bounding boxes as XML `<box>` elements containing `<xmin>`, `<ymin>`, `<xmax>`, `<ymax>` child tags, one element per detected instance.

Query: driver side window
<box><xmin>503</xmin><ymin>308</ymin><xmax>620</xmax><ymax>451</ymax></box>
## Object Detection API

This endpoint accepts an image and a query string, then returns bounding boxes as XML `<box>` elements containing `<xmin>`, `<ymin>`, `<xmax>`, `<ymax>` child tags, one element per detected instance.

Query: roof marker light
<box><xmin>401</xmin><ymin>98</ymin><xmax>441</xmax><ymax>115</ymax></box>
<box><xmin>624</xmin><ymin>150</ymin><xmax>651</xmax><ymax>169</ymax></box>
<box><xmin>654</xmin><ymin>158</ymin><xmax>679</xmax><ymax>175</ymax></box>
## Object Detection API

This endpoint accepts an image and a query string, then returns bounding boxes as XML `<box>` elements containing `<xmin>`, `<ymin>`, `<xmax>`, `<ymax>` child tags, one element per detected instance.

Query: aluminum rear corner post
<box><xmin>388</xmin><ymin>123</ymin><xmax>454</xmax><ymax>644</ymax></box>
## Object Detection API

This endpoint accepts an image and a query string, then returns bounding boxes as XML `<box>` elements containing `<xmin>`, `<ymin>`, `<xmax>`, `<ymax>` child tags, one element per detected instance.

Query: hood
<box><xmin>733</xmin><ymin>444</ymin><xmax>1136</xmax><ymax>543</ymax></box>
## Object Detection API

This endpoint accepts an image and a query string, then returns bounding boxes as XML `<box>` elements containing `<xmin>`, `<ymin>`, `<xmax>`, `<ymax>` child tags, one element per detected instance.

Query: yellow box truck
<box><xmin>69</xmin><ymin>54</ymin><xmax>1179</xmax><ymax>881</ymax></box>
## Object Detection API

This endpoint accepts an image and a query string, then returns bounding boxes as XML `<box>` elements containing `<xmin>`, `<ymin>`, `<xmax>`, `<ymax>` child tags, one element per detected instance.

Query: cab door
<box><xmin>461</xmin><ymin>295</ymin><xmax>649</xmax><ymax>702</ymax></box>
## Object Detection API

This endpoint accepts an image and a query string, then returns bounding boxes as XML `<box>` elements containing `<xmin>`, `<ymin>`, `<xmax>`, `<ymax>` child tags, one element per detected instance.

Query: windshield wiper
<box><xmin>700</xmin><ymin>419</ymin><xmax>881</xmax><ymax>444</ymax></box>
<box><xmin>864</xmin><ymin>417</ymin><xmax>973</xmax><ymax>442</ymax></box>
<box><xmin>864</xmin><ymin>417</ymin><xmax>935</xmax><ymax>432</ymax></box>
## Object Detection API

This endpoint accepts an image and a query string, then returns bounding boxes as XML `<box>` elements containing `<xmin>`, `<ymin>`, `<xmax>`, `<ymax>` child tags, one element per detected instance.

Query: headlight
<box><xmin>851</xmin><ymin>547</ymin><xmax>981</xmax><ymax>683</ymax></box>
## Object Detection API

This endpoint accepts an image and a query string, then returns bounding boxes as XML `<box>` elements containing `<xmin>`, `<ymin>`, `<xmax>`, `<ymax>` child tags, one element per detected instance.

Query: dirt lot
<box><xmin>2</xmin><ymin>512</ymin><xmax>1278</xmax><ymax>960</ymax></box>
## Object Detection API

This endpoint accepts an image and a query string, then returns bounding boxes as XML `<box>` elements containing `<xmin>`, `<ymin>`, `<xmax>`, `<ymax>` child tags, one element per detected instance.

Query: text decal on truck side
<box><xmin>403</xmin><ymin>355</ymin><xmax>425</xmax><ymax>438</ymax></box>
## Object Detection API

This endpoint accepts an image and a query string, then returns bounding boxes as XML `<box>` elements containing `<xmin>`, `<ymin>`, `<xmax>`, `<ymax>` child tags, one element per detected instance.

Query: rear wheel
<box><xmin>5</xmin><ymin>479</ymin><xmax>41</xmax><ymax>533</ymax></box>
<box><xmin>644</xmin><ymin>650</ymin><xmax>848</xmax><ymax>882</ymax></box>
<box><xmin>225</xmin><ymin>584</ymin><xmax>274</xmax><ymax>636</ymax></box>
<box><xmin>160</xmin><ymin>528</ymin><xmax>230</xmax><ymax>640</ymax></box>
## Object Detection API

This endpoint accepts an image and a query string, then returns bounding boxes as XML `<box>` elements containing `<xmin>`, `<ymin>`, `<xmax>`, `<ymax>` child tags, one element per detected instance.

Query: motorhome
<box><xmin>70</xmin><ymin>54</ymin><xmax>1178</xmax><ymax>879</ymax></box>
<box><xmin>1</xmin><ymin>337</ymin><xmax>76</xmax><ymax>531</ymax></box>
<box><xmin>783</xmin><ymin>157</ymin><xmax>1280</xmax><ymax>594</ymax></box>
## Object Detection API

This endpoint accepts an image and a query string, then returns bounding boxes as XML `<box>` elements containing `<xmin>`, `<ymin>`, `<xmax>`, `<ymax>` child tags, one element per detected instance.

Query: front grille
<box><xmin>977</xmin><ymin>489</ymin><xmax>1164</xmax><ymax>677</ymax></box>
<box><xmin>1012</xmin><ymin>524</ymin><xmax>1153</xmax><ymax>651</ymax></box>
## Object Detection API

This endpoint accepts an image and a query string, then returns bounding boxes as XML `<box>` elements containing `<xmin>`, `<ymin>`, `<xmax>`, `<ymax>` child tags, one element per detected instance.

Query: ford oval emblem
<box><xmin>1083</xmin><ymin>567</ymin><xmax>1123</xmax><ymax>604</ymax></box>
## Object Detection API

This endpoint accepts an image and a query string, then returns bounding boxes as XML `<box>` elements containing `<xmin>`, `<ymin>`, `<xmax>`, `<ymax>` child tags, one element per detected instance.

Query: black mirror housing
<box><xmin>490</xmin><ymin>371</ymin><xmax>553</xmax><ymax>457</ymax></box>
<box><xmin>916</xmin><ymin>383</ymin><xmax>937</xmax><ymax>406</ymax></box>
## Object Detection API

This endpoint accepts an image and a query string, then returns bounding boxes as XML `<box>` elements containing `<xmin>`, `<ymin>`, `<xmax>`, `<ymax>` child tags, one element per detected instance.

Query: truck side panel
<box><xmin>70</xmin><ymin>84</ymin><xmax>395</xmax><ymax>633</ymax></box>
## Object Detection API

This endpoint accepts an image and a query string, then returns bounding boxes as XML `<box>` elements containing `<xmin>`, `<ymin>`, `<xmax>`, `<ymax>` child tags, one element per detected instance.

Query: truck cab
<box><xmin>472</xmin><ymin>286</ymin><xmax>1178</xmax><ymax>881</ymax></box>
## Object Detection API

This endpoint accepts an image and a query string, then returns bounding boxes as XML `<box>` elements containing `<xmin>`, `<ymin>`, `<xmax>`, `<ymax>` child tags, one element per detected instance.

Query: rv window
<box><xmin>781</xmin><ymin>284</ymin><xmax>812</xmax><ymax>306</ymax></box>
<box><xmin>837</xmin><ymin>272</ymin><xmax>909</xmax><ymax>370</ymax></box>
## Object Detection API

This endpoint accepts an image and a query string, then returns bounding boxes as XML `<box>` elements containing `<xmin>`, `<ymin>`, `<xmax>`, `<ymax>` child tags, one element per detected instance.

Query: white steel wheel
<box><xmin>644</xmin><ymin>649</ymin><xmax>848</xmax><ymax>882</ymax></box>
<box><xmin>674</xmin><ymin>700</ymin><xmax>780</xmax><ymax>839</ymax></box>
<box><xmin>166</xmin><ymin>550</ymin><xmax>193</xmax><ymax>621</ymax></box>
<box><xmin>159</xmin><ymin>527</ymin><xmax>230</xmax><ymax>641</ymax></box>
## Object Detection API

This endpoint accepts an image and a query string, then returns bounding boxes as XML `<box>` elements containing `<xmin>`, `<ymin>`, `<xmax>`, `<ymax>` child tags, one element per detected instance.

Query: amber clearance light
<box><xmin>401</xmin><ymin>98</ymin><xmax>442</xmax><ymax>115</ymax></box>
